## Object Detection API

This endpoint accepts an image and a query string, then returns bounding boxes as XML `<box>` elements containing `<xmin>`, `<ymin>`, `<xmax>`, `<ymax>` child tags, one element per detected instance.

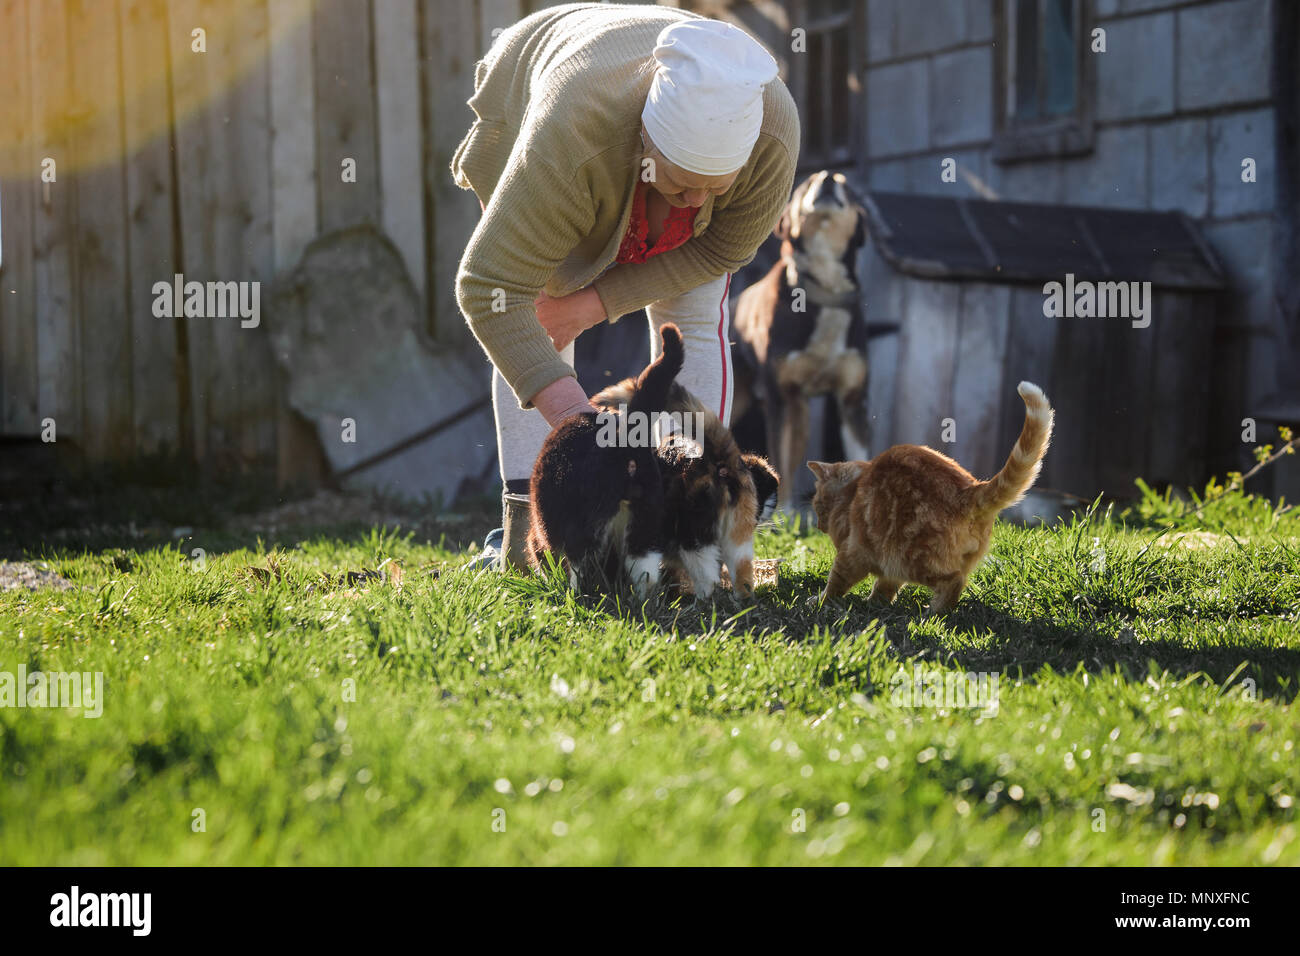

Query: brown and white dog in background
<box><xmin>731</xmin><ymin>171</ymin><xmax>873</xmax><ymax>514</ymax></box>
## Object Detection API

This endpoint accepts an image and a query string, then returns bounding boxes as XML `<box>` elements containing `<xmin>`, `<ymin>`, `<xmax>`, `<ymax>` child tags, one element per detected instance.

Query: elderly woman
<box><xmin>453</xmin><ymin>3</ymin><xmax>799</xmax><ymax>569</ymax></box>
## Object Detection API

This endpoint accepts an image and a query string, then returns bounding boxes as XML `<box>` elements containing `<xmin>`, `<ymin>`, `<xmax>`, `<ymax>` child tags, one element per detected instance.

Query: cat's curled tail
<box><xmin>968</xmin><ymin>381</ymin><xmax>1054</xmax><ymax>516</ymax></box>
<box><xmin>628</xmin><ymin>323</ymin><xmax>685</xmax><ymax>418</ymax></box>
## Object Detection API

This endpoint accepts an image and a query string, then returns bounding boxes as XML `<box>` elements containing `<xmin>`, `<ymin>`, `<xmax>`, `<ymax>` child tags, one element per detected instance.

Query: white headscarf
<box><xmin>641</xmin><ymin>19</ymin><xmax>779</xmax><ymax>177</ymax></box>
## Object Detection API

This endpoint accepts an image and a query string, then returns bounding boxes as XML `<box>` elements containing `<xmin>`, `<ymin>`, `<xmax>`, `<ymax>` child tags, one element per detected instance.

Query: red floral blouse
<box><xmin>615</xmin><ymin>180</ymin><xmax>699</xmax><ymax>264</ymax></box>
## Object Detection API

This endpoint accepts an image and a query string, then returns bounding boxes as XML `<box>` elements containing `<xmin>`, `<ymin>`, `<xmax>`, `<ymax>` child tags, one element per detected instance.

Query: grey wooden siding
<box><xmin>0</xmin><ymin>0</ymin><xmax>570</xmax><ymax>476</ymax></box>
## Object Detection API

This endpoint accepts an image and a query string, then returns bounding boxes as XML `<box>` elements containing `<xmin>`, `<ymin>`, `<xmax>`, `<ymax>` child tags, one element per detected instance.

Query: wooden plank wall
<box><xmin>375</xmin><ymin>0</ymin><xmax>426</xmax><ymax>296</ymax></box>
<box><xmin>0</xmin><ymin>0</ymin><xmax>39</xmax><ymax>439</ymax></box>
<box><xmin>30</xmin><ymin>1</ymin><xmax>82</xmax><ymax>450</ymax></box>
<box><xmin>122</xmin><ymin>0</ymin><xmax>182</xmax><ymax>457</ymax></box>
<box><xmin>949</xmin><ymin>284</ymin><xmax>1010</xmax><ymax>480</ymax></box>
<box><xmin>72</xmin><ymin>0</ymin><xmax>134</xmax><ymax>464</ymax></box>
<box><xmin>422</xmin><ymin>0</ymin><xmax>494</xmax><ymax>349</ymax></box>
<box><xmin>0</xmin><ymin>0</ymin><xmax>501</xmax><ymax>475</ymax></box>
<box><xmin>1</xmin><ymin>0</ymin><xmax>1226</xmax><ymax>503</ymax></box>
<box><xmin>879</xmin><ymin>273</ymin><xmax>1217</xmax><ymax>501</ymax></box>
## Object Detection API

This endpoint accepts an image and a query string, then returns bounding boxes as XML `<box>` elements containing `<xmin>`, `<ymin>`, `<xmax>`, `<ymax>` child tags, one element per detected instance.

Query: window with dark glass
<box><xmin>791</xmin><ymin>0</ymin><xmax>861</xmax><ymax>169</ymax></box>
<box><xmin>995</xmin><ymin>0</ymin><xmax>1093</xmax><ymax>162</ymax></box>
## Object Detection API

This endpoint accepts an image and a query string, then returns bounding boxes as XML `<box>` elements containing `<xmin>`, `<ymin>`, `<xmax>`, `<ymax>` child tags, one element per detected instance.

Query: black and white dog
<box><xmin>731</xmin><ymin>171</ymin><xmax>872</xmax><ymax>513</ymax></box>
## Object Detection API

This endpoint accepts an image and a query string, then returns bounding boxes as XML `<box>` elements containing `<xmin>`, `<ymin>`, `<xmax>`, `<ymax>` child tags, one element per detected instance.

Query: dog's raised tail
<box><xmin>629</xmin><ymin>323</ymin><xmax>685</xmax><ymax>417</ymax></box>
<box><xmin>967</xmin><ymin>382</ymin><xmax>1054</xmax><ymax>517</ymax></box>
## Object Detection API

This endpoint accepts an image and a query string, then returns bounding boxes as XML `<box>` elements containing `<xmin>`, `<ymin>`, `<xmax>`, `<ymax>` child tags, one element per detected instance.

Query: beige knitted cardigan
<box><xmin>451</xmin><ymin>2</ymin><xmax>800</xmax><ymax>408</ymax></box>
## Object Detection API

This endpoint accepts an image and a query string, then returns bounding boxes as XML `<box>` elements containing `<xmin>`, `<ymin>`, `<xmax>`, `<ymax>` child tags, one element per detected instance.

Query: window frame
<box><xmin>788</xmin><ymin>0</ymin><xmax>864</xmax><ymax>171</ymax></box>
<box><xmin>992</xmin><ymin>0</ymin><xmax>1095</xmax><ymax>164</ymax></box>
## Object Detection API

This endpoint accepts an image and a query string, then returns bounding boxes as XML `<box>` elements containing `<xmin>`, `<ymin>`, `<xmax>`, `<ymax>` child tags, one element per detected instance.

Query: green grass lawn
<box><xmin>1</xmin><ymin>484</ymin><xmax>1297</xmax><ymax>865</ymax></box>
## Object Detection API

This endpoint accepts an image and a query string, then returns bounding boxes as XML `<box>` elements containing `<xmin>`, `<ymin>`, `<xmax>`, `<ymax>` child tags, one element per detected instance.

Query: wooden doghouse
<box><xmin>859</xmin><ymin>192</ymin><xmax>1226</xmax><ymax>502</ymax></box>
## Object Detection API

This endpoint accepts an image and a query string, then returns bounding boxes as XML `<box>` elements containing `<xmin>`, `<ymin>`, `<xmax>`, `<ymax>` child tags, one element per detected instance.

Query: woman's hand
<box><xmin>534</xmin><ymin>287</ymin><xmax>607</xmax><ymax>352</ymax></box>
<box><xmin>530</xmin><ymin>376</ymin><xmax>598</xmax><ymax>430</ymax></box>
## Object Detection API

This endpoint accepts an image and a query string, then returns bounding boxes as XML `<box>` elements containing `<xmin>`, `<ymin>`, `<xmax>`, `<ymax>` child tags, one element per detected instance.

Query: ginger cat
<box><xmin>808</xmin><ymin>381</ymin><xmax>1054</xmax><ymax>615</ymax></box>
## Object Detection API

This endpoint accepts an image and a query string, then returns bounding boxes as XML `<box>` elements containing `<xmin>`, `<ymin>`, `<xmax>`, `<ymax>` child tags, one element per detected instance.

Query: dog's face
<box><xmin>777</xmin><ymin>170</ymin><xmax>867</xmax><ymax>262</ymax></box>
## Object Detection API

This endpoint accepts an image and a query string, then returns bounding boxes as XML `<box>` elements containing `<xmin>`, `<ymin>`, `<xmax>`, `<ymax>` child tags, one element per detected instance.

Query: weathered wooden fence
<box><xmin>0</xmin><ymin>0</ymin><xmax>567</xmax><ymax>481</ymax></box>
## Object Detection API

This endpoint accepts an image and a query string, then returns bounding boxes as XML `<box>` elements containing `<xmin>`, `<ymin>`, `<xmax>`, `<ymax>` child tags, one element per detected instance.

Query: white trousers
<box><xmin>494</xmin><ymin>272</ymin><xmax>733</xmax><ymax>486</ymax></box>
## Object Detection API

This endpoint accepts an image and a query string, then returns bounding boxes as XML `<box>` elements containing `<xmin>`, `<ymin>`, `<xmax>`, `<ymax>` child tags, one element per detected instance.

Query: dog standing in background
<box><xmin>731</xmin><ymin>171</ymin><xmax>872</xmax><ymax>513</ymax></box>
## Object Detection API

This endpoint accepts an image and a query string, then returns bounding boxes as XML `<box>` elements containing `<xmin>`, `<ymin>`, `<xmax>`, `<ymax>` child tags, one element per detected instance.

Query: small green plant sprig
<box><xmin>1134</xmin><ymin>426</ymin><xmax>1297</xmax><ymax>534</ymax></box>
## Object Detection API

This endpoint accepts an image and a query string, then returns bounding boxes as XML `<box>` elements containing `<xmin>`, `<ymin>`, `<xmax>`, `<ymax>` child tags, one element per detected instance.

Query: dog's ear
<box><xmin>842</xmin><ymin>183</ymin><xmax>869</xmax><ymax>253</ymax></box>
<box><xmin>851</xmin><ymin>207</ymin><xmax>867</xmax><ymax>253</ymax></box>
<box><xmin>841</xmin><ymin>179</ymin><xmax>866</xmax><ymax>208</ymax></box>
